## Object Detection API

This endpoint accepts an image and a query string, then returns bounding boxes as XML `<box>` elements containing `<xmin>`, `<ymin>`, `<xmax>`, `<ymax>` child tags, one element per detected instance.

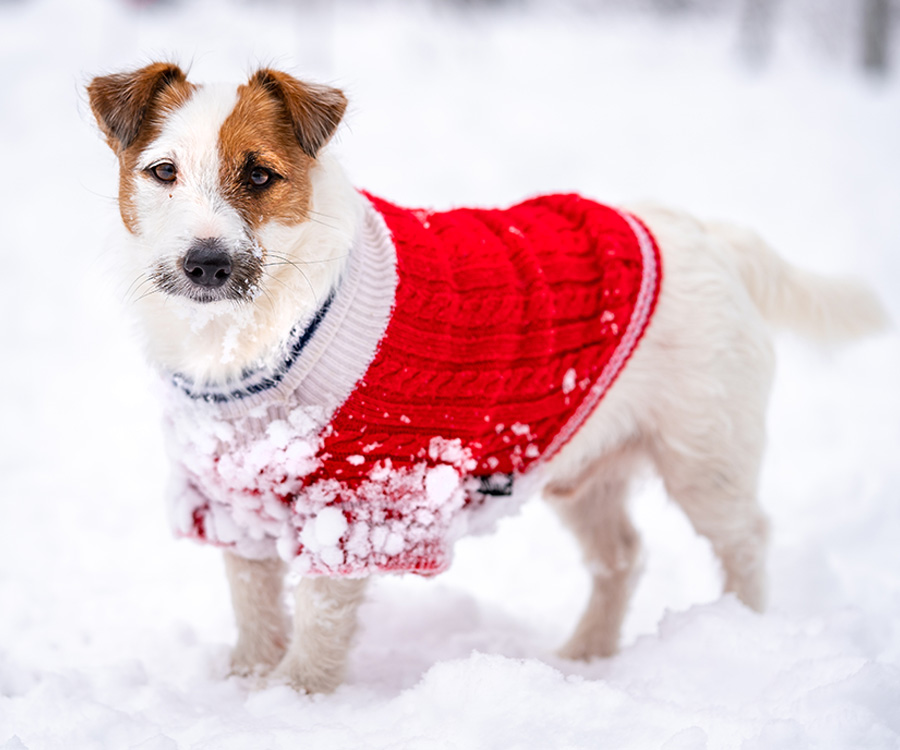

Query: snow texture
<box><xmin>1</xmin><ymin>1</ymin><xmax>899</xmax><ymax>748</ymax></box>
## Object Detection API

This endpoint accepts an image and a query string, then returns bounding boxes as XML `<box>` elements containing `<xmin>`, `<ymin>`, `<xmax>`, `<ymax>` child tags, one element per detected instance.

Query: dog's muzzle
<box><xmin>152</xmin><ymin>236</ymin><xmax>263</xmax><ymax>304</ymax></box>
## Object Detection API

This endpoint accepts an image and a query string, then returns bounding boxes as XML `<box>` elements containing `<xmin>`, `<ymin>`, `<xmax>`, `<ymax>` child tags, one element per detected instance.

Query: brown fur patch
<box><xmin>217</xmin><ymin>70</ymin><xmax>347</xmax><ymax>231</ymax></box>
<box><xmin>88</xmin><ymin>63</ymin><xmax>196</xmax><ymax>233</ymax></box>
<box><xmin>249</xmin><ymin>69</ymin><xmax>347</xmax><ymax>159</ymax></box>
<box><xmin>217</xmin><ymin>82</ymin><xmax>315</xmax><ymax>231</ymax></box>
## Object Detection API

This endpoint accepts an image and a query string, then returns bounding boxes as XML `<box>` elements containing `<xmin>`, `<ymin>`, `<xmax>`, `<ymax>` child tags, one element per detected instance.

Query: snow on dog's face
<box><xmin>88</xmin><ymin>63</ymin><xmax>346</xmax><ymax>306</ymax></box>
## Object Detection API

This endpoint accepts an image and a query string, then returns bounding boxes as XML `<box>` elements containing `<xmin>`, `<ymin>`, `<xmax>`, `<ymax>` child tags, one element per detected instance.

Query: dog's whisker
<box><xmin>262</xmin><ymin>257</ymin><xmax>320</xmax><ymax>307</ymax></box>
<box><xmin>258</xmin><ymin>287</ymin><xmax>280</xmax><ymax>320</ymax></box>
<box><xmin>264</xmin><ymin>253</ymin><xmax>350</xmax><ymax>267</ymax></box>
<box><xmin>262</xmin><ymin>267</ymin><xmax>318</xmax><ymax>309</ymax></box>
<box><xmin>122</xmin><ymin>274</ymin><xmax>147</xmax><ymax>303</ymax></box>
<box><xmin>305</xmin><ymin>209</ymin><xmax>339</xmax><ymax>220</ymax></box>
<box><xmin>303</xmin><ymin>211</ymin><xmax>344</xmax><ymax>232</ymax></box>
<box><xmin>124</xmin><ymin>275</ymin><xmax>157</xmax><ymax>305</ymax></box>
<box><xmin>132</xmin><ymin>286</ymin><xmax>163</xmax><ymax>305</ymax></box>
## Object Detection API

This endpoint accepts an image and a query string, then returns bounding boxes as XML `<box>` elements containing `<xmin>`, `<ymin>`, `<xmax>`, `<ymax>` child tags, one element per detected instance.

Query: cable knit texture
<box><xmin>164</xmin><ymin>192</ymin><xmax>661</xmax><ymax>577</ymax></box>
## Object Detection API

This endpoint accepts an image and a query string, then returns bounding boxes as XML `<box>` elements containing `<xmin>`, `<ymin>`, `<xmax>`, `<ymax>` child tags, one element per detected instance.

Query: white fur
<box><xmin>117</xmin><ymin>83</ymin><xmax>887</xmax><ymax>693</ymax></box>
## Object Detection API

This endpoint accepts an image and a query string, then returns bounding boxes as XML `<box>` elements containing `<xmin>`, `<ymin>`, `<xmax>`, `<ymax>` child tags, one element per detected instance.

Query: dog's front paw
<box><xmin>229</xmin><ymin>635</ymin><xmax>287</xmax><ymax>678</ymax></box>
<box><xmin>268</xmin><ymin>653</ymin><xmax>343</xmax><ymax>694</ymax></box>
<box><xmin>556</xmin><ymin>632</ymin><xmax>618</xmax><ymax>662</ymax></box>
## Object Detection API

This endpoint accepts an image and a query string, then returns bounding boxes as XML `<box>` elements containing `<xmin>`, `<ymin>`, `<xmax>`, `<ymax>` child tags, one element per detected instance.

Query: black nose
<box><xmin>183</xmin><ymin>239</ymin><xmax>233</xmax><ymax>288</ymax></box>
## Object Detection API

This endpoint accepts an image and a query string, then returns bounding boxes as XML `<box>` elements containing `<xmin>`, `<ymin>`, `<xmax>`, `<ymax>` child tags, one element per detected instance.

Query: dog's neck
<box><xmin>131</xmin><ymin>153</ymin><xmax>363</xmax><ymax>386</ymax></box>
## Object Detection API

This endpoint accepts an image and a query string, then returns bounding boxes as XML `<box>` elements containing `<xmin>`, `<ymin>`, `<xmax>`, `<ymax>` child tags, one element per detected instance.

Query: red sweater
<box><xmin>166</xmin><ymin>193</ymin><xmax>661</xmax><ymax>577</ymax></box>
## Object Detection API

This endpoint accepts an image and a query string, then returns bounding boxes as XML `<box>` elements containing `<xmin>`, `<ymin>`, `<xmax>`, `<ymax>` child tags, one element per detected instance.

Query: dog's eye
<box><xmin>149</xmin><ymin>162</ymin><xmax>177</xmax><ymax>183</ymax></box>
<box><xmin>249</xmin><ymin>167</ymin><xmax>272</xmax><ymax>187</ymax></box>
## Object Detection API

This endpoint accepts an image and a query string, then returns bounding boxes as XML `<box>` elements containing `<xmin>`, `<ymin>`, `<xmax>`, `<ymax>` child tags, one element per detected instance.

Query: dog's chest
<box><xmin>164</xmin><ymin>193</ymin><xmax>661</xmax><ymax>576</ymax></box>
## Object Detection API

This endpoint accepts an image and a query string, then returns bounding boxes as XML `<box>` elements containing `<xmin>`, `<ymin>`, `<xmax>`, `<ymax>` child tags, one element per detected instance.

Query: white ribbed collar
<box><xmin>167</xmin><ymin>198</ymin><xmax>399</xmax><ymax>419</ymax></box>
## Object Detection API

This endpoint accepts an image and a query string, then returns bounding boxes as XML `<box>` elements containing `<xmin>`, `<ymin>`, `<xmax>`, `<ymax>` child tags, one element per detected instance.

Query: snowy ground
<box><xmin>1</xmin><ymin>1</ymin><xmax>899</xmax><ymax>747</ymax></box>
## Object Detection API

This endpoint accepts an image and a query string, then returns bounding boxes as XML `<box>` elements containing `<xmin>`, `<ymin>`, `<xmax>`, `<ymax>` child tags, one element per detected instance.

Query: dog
<box><xmin>87</xmin><ymin>62</ymin><xmax>886</xmax><ymax>694</ymax></box>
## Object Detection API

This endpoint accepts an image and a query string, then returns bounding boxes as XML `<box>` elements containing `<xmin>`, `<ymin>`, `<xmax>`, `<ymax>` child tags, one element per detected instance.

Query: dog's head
<box><xmin>88</xmin><ymin>63</ymin><xmax>347</xmax><ymax>306</ymax></box>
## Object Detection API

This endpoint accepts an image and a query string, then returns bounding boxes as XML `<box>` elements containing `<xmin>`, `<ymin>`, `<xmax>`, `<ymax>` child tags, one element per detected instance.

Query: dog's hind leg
<box><xmin>224</xmin><ymin>552</ymin><xmax>289</xmax><ymax>676</ymax></box>
<box><xmin>650</xmin><ymin>423</ymin><xmax>770</xmax><ymax>612</ymax></box>
<box><xmin>271</xmin><ymin>576</ymin><xmax>368</xmax><ymax>694</ymax></box>
<box><xmin>545</xmin><ymin>446</ymin><xmax>644</xmax><ymax>660</ymax></box>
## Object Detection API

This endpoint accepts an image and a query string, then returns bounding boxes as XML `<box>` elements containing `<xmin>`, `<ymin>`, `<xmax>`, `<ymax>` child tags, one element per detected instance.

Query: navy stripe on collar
<box><xmin>171</xmin><ymin>289</ymin><xmax>337</xmax><ymax>404</ymax></box>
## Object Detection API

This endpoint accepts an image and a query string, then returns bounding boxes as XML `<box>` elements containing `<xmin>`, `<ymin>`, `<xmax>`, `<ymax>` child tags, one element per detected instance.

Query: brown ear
<box><xmin>87</xmin><ymin>62</ymin><xmax>188</xmax><ymax>152</ymax></box>
<box><xmin>249</xmin><ymin>69</ymin><xmax>347</xmax><ymax>158</ymax></box>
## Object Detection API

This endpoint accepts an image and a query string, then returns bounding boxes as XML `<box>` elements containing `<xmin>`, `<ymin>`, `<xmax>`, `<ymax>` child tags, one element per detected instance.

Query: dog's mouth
<box><xmin>151</xmin><ymin>239</ymin><xmax>264</xmax><ymax>304</ymax></box>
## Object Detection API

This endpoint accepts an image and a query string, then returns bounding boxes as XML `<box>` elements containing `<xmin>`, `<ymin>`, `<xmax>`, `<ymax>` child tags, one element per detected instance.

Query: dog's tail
<box><xmin>709</xmin><ymin>221</ymin><xmax>890</xmax><ymax>342</ymax></box>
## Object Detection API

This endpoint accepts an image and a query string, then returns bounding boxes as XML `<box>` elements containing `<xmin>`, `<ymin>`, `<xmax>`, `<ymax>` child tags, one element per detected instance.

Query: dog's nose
<box><xmin>183</xmin><ymin>240</ymin><xmax>233</xmax><ymax>288</ymax></box>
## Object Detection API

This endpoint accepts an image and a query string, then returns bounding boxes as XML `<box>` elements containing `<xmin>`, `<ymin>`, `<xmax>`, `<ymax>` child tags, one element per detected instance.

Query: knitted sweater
<box><xmin>164</xmin><ymin>192</ymin><xmax>662</xmax><ymax>577</ymax></box>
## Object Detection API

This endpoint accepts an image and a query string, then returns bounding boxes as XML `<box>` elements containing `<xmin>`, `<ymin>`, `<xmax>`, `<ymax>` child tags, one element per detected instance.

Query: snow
<box><xmin>1</xmin><ymin>1</ymin><xmax>899</xmax><ymax>748</ymax></box>
<box><xmin>312</xmin><ymin>507</ymin><xmax>349</xmax><ymax>548</ymax></box>
<box><xmin>425</xmin><ymin>464</ymin><xmax>461</xmax><ymax>507</ymax></box>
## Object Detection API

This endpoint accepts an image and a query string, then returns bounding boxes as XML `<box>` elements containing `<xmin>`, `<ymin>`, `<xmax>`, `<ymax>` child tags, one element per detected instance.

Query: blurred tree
<box><xmin>446</xmin><ymin>0</ymin><xmax>526</xmax><ymax>7</ymax></box>
<box><xmin>862</xmin><ymin>0</ymin><xmax>892</xmax><ymax>72</ymax></box>
<box><xmin>652</xmin><ymin>0</ymin><xmax>693</xmax><ymax>12</ymax></box>
<box><xmin>739</xmin><ymin>0</ymin><xmax>779</xmax><ymax>64</ymax></box>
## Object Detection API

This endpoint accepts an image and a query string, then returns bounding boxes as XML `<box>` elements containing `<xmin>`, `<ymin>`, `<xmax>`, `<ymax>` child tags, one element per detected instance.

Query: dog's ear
<box><xmin>249</xmin><ymin>69</ymin><xmax>347</xmax><ymax>158</ymax></box>
<box><xmin>88</xmin><ymin>63</ymin><xmax>188</xmax><ymax>152</ymax></box>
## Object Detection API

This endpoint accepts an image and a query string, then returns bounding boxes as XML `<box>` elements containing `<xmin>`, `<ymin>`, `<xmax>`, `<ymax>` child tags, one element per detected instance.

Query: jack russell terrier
<box><xmin>87</xmin><ymin>62</ymin><xmax>886</xmax><ymax>693</ymax></box>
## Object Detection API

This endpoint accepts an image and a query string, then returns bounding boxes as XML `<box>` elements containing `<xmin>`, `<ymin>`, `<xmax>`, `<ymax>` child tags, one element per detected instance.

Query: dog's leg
<box><xmin>651</xmin><ymin>438</ymin><xmax>770</xmax><ymax>612</ymax></box>
<box><xmin>546</xmin><ymin>448</ymin><xmax>643</xmax><ymax>660</ymax></box>
<box><xmin>224</xmin><ymin>552</ymin><xmax>289</xmax><ymax>676</ymax></box>
<box><xmin>271</xmin><ymin>576</ymin><xmax>368</xmax><ymax>694</ymax></box>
